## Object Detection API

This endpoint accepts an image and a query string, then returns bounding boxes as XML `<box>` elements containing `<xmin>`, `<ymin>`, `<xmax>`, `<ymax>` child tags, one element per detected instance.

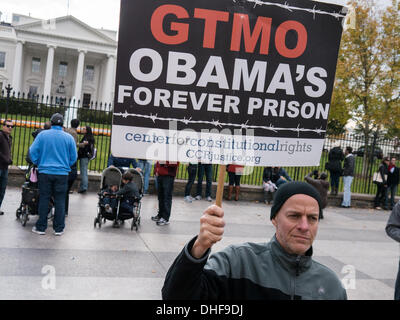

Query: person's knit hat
<box><xmin>270</xmin><ymin>181</ymin><xmax>322</xmax><ymax>220</ymax></box>
<box><xmin>50</xmin><ymin>113</ymin><xmax>64</xmax><ymax>126</ymax></box>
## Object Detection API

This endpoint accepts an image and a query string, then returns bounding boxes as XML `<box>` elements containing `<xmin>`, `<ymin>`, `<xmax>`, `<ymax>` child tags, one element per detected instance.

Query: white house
<box><xmin>0</xmin><ymin>13</ymin><xmax>117</xmax><ymax>109</ymax></box>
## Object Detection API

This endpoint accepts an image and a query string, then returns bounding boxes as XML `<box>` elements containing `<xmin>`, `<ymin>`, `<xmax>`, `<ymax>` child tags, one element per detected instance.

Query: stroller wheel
<box><xmin>103</xmin><ymin>218</ymin><xmax>106</xmax><ymax>224</ymax></box>
<box><xmin>21</xmin><ymin>212</ymin><xmax>28</xmax><ymax>227</ymax></box>
<box><xmin>16</xmin><ymin>208</ymin><xmax>22</xmax><ymax>220</ymax></box>
<box><xmin>94</xmin><ymin>218</ymin><xmax>98</xmax><ymax>228</ymax></box>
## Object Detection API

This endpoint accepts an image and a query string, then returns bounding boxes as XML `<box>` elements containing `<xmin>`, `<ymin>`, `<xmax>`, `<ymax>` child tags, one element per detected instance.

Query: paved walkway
<box><xmin>0</xmin><ymin>187</ymin><xmax>398</xmax><ymax>300</ymax></box>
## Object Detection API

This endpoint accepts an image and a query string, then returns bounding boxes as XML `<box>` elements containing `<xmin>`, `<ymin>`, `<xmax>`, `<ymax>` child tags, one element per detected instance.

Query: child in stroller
<box><xmin>95</xmin><ymin>167</ymin><xmax>143</xmax><ymax>231</ymax></box>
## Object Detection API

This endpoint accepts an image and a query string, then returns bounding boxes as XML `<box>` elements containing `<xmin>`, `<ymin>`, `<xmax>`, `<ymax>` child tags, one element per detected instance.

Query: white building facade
<box><xmin>0</xmin><ymin>14</ymin><xmax>117</xmax><ymax>109</ymax></box>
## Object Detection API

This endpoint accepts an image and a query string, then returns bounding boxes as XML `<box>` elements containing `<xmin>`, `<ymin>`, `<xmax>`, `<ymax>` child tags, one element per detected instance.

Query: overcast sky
<box><xmin>0</xmin><ymin>0</ymin><xmax>393</xmax><ymax>31</ymax></box>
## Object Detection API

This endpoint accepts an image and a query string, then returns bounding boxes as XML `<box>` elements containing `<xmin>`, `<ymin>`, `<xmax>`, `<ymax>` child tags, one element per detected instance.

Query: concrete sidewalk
<box><xmin>0</xmin><ymin>187</ymin><xmax>398</xmax><ymax>300</ymax></box>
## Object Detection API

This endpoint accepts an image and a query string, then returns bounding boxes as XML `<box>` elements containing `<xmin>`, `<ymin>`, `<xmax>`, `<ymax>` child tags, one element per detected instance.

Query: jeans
<box><xmin>157</xmin><ymin>175</ymin><xmax>175</xmax><ymax>221</ymax></box>
<box><xmin>79</xmin><ymin>157</ymin><xmax>89</xmax><ymax>191</ymax></box>
<box><xmin>388</xmin><ymin>184</ymin><xmax>398</xmax><ymax>208</ymax></box>
<box><xmin>342</xmin><ymin>176</ymin><xmax>353</xmax><ymax>207</ymax></box>
<box><xmin>197</xmin><ymin>164</ymin><xmax>212</xmax><ymax>197</ymax></box>
<box><xmin>395</xmin><ymin>259</ymin><xmax>400</xmax><ymax>300</ymax></box>
<box><xmin>137</xmin><ymin>160</ymin><xmax>151</xmax><ymax>194</ymax></box>
<box><xmin>0</xmin><ymin>168</ymin><xmax>8</xmax><ymax>209</ymax></box>
<box><xmin>36</xmin><ymin>173</ymin><xmax>68</xmax><ymax>233</ymax></box>
<box><xmin>184</xmin><ymin>164</ymin><xmax>198</xmax><ymax>197</ymax></box>
<box><xmin>103</xmin><ymin>197</ymin><xmax>118</xmax><ymax>209</ymax></box>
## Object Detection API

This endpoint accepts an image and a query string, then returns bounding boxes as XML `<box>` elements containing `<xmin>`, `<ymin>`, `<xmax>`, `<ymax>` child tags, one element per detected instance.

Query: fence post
<box><xmin>5</xmin><ymin>84</ymin><xmax>12</xmax><ymax>117</ymax></box>
<box><xmin>366</xmin><ymin>131</ymin><xmax>378</xmax><ymax>194</ymax></box>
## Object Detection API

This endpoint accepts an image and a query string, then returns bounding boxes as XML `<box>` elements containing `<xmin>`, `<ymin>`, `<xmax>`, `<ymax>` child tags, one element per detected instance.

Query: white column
<box><xmin>43</xmin><ymin>45</ymin><xmax>56</xmax><ymax>100</ymax></box>
<box><xmin>101</xmin><ymin>54</ymin><xmax>115</xmax><ymax>108</ymax></box>
<box><xmin>73</xmin><ymin>49</ymin><xmax>86</xmax><ymax>102</ymax></box>
<box><xmin>11</xmin><ymin>40</ymin><xmax>25</xmax><ymax>94</ymax></box>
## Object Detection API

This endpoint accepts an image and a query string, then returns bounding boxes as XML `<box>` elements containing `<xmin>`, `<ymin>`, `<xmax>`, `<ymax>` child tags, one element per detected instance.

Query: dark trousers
<box><xmin>0</xmin><ymin>168</ymin><xmax>8</xmax><ymax>209</ymax></box>
<box><xmin>374</xmin><ymin>183</ymin><xmax>388</xmax><ymax>208</ymax></box>
<box><xmin>228</xmin><ymin>172</ymin><xmax>241</xmax><ymax>186</ymax></box>
<box><xmin>197</xmin><ymin>164</ymin><xmax>212</xmax><ymax>197</ymax></box>
<box><xmin>388</xmin><ymin>184</ymin><xmax>398</xmax><ymax>208</ymax></box>
<box><xmin>36</xmin><ymin>173</ymin><xmax>68</xmax><ymax>233</ymax></box>
<box><xmin>184</xmin><ymin>164</ymin><xmax>198</xmax><ymax>197</ymax></box>
<box><xmin>65</xmin><ymin>163</ymin><xmax>77</xmax><ymax>215</ymax></box>
<box><xmin>329</xmin><ymin>171</ymin><xmax>341</xmax><ymax>190</ymax></box>
<box><xmin>157</xmin><ymin>175</ymin><xmax>175</xmax><ymax>222</ymax></box>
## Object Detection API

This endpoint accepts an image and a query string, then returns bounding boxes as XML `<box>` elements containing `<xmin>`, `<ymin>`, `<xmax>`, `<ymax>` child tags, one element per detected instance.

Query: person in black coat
<box><xmin>374</xmin><ymin>157</ymin><xmax>390</xmax><ymax>210</ymax></box>
<box><xmin>77</xmin><ymin>126</ymin><xmax>95</xmax><ymax>193</ymax></box>
<box><xmin>326</xmin><ymin>146</ymin><xmax>344</xmax><ymax>195</ymax></box>
<box><xmin>387</xmin><ymin>157</ymin><xmax>399</xmax><ymax>210</ymax></box>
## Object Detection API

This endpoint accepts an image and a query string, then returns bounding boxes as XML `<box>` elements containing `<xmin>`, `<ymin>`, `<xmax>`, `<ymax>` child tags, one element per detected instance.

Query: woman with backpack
<box><xmin>78</xmin><ymin>126</ymin><xmax>95</xmax><ymax>194</ymax></box>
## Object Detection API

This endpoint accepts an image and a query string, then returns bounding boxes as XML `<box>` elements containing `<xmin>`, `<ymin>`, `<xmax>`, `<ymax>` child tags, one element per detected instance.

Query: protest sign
<box><xmin>111</xmin><ymin>0</ymin><xmax>347</xmax><ymax>167</ymax></box>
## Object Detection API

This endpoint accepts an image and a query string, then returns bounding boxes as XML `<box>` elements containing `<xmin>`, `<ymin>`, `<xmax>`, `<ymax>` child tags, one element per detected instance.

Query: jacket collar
<box><xmin>51</xmin><ymin>126</ymin><xmax>63</xmax><ymax>131</ymax></box>
<box><xmin>270</xmin><ymin>235</ymin><xmax>313</xmax><ymax>276</ymax></box>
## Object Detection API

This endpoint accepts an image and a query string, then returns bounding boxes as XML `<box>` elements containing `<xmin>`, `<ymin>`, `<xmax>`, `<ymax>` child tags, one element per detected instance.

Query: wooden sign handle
<box><xmin>215</xmin><ymin>165</ymin><xmax>226</xmax><ymax>208</ymax></box>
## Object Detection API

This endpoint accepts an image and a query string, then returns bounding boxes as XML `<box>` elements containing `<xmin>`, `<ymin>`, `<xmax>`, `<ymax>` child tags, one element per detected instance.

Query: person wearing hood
<box><xmin>162</xmin><ymin>181</ymin><xmax>347</xmax><ymax>300</ymax></box>
<box><xmin>326</xmin><ymin>146</ymin><xmax>344</xmax><ymax>196</ymax></box>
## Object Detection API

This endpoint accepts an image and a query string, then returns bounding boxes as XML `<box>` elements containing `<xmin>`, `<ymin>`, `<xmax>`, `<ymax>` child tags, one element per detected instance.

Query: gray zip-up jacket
<box><xmin>386</xmin><ymin>201</ymin><xmax>400</xmax><ymax>243</ymax></box>
<box><xmin>162</xmin><ymin>235</ymin><xmax>347</xmax><ymax>300</ymax></box>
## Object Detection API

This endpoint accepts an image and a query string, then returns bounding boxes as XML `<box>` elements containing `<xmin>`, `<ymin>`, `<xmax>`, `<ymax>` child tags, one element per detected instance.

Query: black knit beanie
<box><xmin>270</xmin><ymin>182</ymin><xmax>322</xmax><ymax>220</ymax></box>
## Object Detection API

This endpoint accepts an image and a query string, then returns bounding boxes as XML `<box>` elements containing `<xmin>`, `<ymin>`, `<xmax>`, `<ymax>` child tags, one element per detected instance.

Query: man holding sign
<box><xmin>162</xmin><ymin>182</ymin><xmax>347</xmax><ymax>300</ymax></box>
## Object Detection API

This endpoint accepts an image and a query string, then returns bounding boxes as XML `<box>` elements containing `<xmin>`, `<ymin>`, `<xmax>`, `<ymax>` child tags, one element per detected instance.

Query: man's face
<box><xmin>272</xmin><ymin>194</ymin><xmax>320</xmax><ymax>255</ymax></box>
<box><xmin>2</xmin><ymin>121</ymin><xmax>14</xmax><ymax>135</ymax></box>
<box><xmin>391</xmin><ymin>158</ymin><xmax>396</xmax><ymax>166</ymax></box>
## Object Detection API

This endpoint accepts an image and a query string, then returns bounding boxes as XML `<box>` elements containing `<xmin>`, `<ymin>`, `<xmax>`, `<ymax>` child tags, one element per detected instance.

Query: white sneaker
<box><xmin>156</xmin><ymin>218</ymin><xmax>170</xmax><ymax>226</ymax></box>
<box><xmin>206</xmin><ymin>196</ymin><xmax>212</xmax><ymax>202</ymax></box>
<box><xmin>32</xmin><ymin>226</ymin><xmax>45</xmax><ymax>235</ymax></box>
<box><xmin>195</xmin><ymin>195</ymin><xmax>202</xmax><ymax>200</ymax></box>
<box><xmin>184</xmin><ymin>196</ymin><xmax>192</xmax><ymax>203</ymax></box>
<box><xmin>54</xmin><ymin>231</ymin><xmax>64</xmax><ymax>236</ymax></box>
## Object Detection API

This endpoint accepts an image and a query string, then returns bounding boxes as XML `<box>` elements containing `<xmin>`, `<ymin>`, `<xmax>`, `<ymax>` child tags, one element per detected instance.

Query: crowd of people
<box><xmin>1</xmin><ymin>117</ymin><xmax>400</xmax><ymax>300</ymax></box>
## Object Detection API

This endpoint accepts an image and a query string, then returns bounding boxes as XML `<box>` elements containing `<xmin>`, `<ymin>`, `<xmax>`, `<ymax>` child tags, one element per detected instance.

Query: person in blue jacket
<box><xmin>29</xmin><ymin>113</ymin><xmax>77</xmax><ymax>236</ymax></box>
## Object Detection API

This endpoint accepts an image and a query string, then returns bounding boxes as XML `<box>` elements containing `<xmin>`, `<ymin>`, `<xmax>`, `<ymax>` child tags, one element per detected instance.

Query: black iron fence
<box><xmin>1</xmin><ymin>87</ymin><xmax>399</xmax><ymax>196</ymax></box>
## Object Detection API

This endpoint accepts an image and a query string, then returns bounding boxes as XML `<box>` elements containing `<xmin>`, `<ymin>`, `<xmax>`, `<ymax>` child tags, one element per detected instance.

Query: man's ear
<box><xmin>271</xmin><ymin>217</ymin><xmax>277</xmax><ymax>228</ymax></box>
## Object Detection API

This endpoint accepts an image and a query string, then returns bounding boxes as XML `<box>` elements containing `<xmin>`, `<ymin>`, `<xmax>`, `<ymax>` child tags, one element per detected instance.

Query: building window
<box><xmin>85</xmin><ymin>65</ymin><xmax>95</xmax><ymax>82</ymax></box>
<box><xmin>83</xmin><ymin>93</ymin><xmax>91</xmax><ymax>108</ymax></box>
<box><xmin>0</xmin><ymin>82</ymin><xmax>3</xmax><ymax>94</ymax></box>
<box><xmin>0</xmin><ymin>52</ymin><xmax>5</xmax><ymax>68</ymax></box>
<box><xmin>28</xmin><ymin>86</ymin><xmax>38</xmax><ymax>97</ymax></box>
<box><xmin>59</xmin><ymin>61</ymin><xmax>68</xmax><ymax>77</ymax></box>
<box><xmin>32</xmin><ymin>57</ymin><xmax>41</xmax><ymax>73</ymax></box>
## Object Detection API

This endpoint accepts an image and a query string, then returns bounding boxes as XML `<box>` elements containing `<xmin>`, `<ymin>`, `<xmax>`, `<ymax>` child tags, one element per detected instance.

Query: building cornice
<box><xmin>14</xmin><ymin>15</ymin><xmax>117</xmax><ymax>45</ymax></box>
<box><xmin>16</xmin><ymin>29</ymin><xmax>117</xmax><ymax>48</ymax></box>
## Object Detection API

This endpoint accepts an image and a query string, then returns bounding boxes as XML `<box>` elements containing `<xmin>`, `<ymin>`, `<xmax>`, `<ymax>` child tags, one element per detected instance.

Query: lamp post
<box><xmin>5</xmin><ymin>84</ymin><xmax>12</xmax><ymax>117</ymax></box>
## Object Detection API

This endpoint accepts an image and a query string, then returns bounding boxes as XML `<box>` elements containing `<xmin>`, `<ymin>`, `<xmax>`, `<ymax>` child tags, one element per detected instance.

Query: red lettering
<box><xmin>230</xmin><ymin>14</ymin><xmax>272</xmax><ymax>55</ymax></box>
<box><xmin>275</xmin><ymin>21</ymin><xmax>308</xmax><ymax>58</ymax></box>
<box><xmin>194</xmin><ymin>8</ymin><xmax>229</xmax><ymax>49</ymax></box>
<box><xmin>151</xmin><ymin>5</ymin><xmax>189</xmax><ymax>45</ymax></box>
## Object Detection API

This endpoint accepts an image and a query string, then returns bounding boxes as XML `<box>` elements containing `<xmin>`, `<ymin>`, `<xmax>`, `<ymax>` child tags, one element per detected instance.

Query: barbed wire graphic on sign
<box><xmin>233</xmin><ymin>0</ymin><xmax>347</xmax><ymax>20</ymax></box>
<box><xmin>114</xmin><ymin>111</ymin><xmax>326</xmax><ymax>137</ymax></box>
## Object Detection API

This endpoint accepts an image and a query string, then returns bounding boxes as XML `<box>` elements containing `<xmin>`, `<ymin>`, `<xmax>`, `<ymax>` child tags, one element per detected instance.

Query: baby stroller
<box><xmin>16</xmin><ymin>164</ymin><xmax>54</xmax><ymax>227</ymax></box>
<box><xmin>94</xmin><ymin>166</ymin><xmax>143</xmax><ymax>231</ymax></box>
